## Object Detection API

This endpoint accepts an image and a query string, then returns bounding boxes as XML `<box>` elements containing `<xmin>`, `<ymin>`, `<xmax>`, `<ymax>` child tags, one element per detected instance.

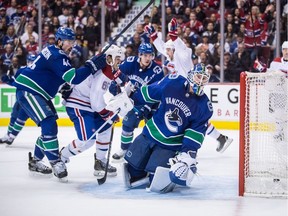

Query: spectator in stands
<box><xmin>204</xmin><ymin>13</ymin><xmax>220</xmax><ymax>32</ymax></box>
<box><xmin>199</xmin><ymin>0</ymin><xmax>220</xmax><ymax>11</ymax></box>
<box><xmin>185</xmin><ymin>11</ymin><xmax>203</xmax><ymax>35</ymax></box>
<box><xmin>194</xmin><ymin>5</ymin><xmax>206</xmax><ymax>22</ymax></box>
<box><xmin>1</xmin><ymin>43</ymin><xmax>14</xmax><ymax>67</ymax></box>
<box><xmin>51</xmin><ymin>0</ymin><xmax>64</xmax><ymax>17</ymax></box>
<box><xmin>20</xmin><ymin>23</ymin><xmax>38</xmax><ymax>45</ymax></box>
<box><xmin>128</xmin><ymin>32</ymin><xmax>142</xmax><ymax>55</ymax></box>
<box><xmin>24</xmin><ymin>35</ymin><xmax>39</xmax><ymax>55</ymax></box>
<box><xmin>0</xmin><ymin>7</ymin><xmax>10</xmax><ymax>28</ymax></box>
<box><xmin>195</xmin><ymin>34</ymin><xmax>214</xmax><ymax>55</ymax></box>
<box><xmin>51</xmin><ymin>16</ymin><xmax>60</xmax><ymax>33</ymax></box>
<box><xmin>106</xmin><ymin>0</ymin><xmax>119</xmax><ymax>27</ymax></box>
<box><xmin>171</xmin><ymin>0</ymin><xmax>185</xmax><ymax>16</ymax></box>
<box><xmin>67</xmin><ymin>15</ymin><xmax>75</xmax><ymax>30</ymax></box>
<box><xmin>182</xmin><ymin>7</ymin><xmax>191</xmax><ymax>23</ymax></box>
<box><xmin>0</xmin><ymin>56</ymin><xmax>8</xmax><ymax>79</ymax></box>
<box><xmin>58</xmin><ymin>6</ymin><xmax>70</xmax><ymax>27</ymax></box>
<box><xmin>202</xmin><ymin>22</ymin><xmax>218</xmax><ymax>44</ymax></box>
<box><xmin>230</xmin><ymin>32</ymin><xmax>244</xmax><ymax>53</ymax></box>
<box><xmin>124</xmin><ymin>44</ymin><xmax>134</xmax><ymax>57</ymax></box>
<box><xmin>6</xmin><ymin>0</ymin><xmax>17</xmax><ymax>18</ymax></box>
<box><xmin>14</xmin><ymin>46</ymin><xmax>27</xmax><ymax>66</ymax></box>
<box><xmin>214</xmin><ymin>33</ymin><xmax>231</xmax><ymax>53</ymax></box>
<box><xmin>225</xmin><ymin>43</ymin><xmax>250</xmax><ymax>82</ymax></box>
<box><xmin>239</xmin><ymin>4</ymin><xmax>273</xmax><ymax>67</ymax></box>
<box><xmin>83</xmin><ymin>15</ymin><xmax>100</xmax><ymax>56</ymax></box>
<box><xmin>206</xmin><ymin>64</ymin><xmax>219</xmax><ymax>82</ymax></box>
<box><xmin>8</xmin><ymin>55</ymin><xmax>19</xmax><ymax>75</ymax></box>
<box><xmin>2</xmin><ymin>24</ymin><xmax>17</xmax><ymax>46</ymax></box>
<box><xmin>74</xmin><ymin>9</ymin><xmax>87</xmax><ymax>28</ymax></box>
<box><xmin>165</xmin><ymin>7</ymin><xmax>174</xmax><ymax>25</ymax></box>
<box><xmin>192</xmin><ymin>53</ymin><xmax>198</xmax><ymax>66</ymax></box>
<box><xmin>41</xmin><ymin>24</ymin><xmax>51</xmax><ymax>47</ymax></box>
<box><xmin>10</xmin><ymin>5</ymin><xmax>24</xmax><ymax>28</ymax></box>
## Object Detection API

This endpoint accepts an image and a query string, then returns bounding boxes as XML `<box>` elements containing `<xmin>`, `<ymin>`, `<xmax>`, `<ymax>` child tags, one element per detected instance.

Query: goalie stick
<box><xmin>97</xmin><ymin>0</ymin><xmax>155</xmax><ymax>56</ymax></box>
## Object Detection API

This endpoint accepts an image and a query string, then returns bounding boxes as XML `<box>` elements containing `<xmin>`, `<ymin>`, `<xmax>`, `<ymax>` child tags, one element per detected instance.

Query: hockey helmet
<box><xmin>282</xmin><ymin>41</ymin><xmax>288</xmax><ymax>50</ymax></box>
<box><xmin>27</xmin><ymin>54</ymin><xmax>37</xmax><ymax>65</ymax></box>
<box><xmin>164</xmin><ymin>39</ymin><xmax>175</xmax><ymax>50</ymax></box>
<box><xmin>55</xmin><ymin>27</ymin><xmax>75</xmax><ymax>41</ymax></box>
<box><xmin>102</xmin><ymin>44</ymin><xmax>122</xmax><ymax>66</ymax></box>
<box><xmin>138</xmin><ymin>43</ymin><xmax>154</xmax><ymax>55</ymax></box>
<box><xmin>187</xmin><ymin>63</ymin><xmax>210</xmax><ymax>96</ymax></box>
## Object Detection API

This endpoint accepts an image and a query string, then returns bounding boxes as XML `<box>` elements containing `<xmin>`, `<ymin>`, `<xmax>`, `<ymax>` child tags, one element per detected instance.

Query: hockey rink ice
<box><xmin>0</xmin><ymin>126</ymin><xmax>287</xmax><ymax>216</ymax></box>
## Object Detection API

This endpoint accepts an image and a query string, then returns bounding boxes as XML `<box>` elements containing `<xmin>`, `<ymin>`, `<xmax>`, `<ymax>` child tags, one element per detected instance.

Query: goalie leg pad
<box><xmin>147</xmin><ymin>167</ymin><xmax>176</xmax><ymax>193</ymax></box>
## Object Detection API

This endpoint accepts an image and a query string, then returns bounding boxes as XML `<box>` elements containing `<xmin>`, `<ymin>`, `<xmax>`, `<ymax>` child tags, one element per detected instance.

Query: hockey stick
<box><xmin>99</xmin><ymin>0</ymin><xmax>155</xmax><ymax>55</ymax></box>
<box><xmin>97</xmin><ymin>124</ymin><xmax>115</xmax><ymax>185</ymax></box>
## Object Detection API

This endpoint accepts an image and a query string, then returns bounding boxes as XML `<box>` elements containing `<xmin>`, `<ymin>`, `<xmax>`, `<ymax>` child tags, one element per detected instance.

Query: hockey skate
<box><xmin>94</xmin><ymin>153</ymin><xmax>117</xmax><ymax>177</ymax></box>
<box><xmin>122</xmin><ymin>162</ymin><xmax>149</xmax><ymax>189</ymax></box>
<box><xmin>0</xmin><ymin>134</ymin><xmax>14</xmax><ymax>145</ymax></box>
<box><xmin>216</xmin><ymin>134</ymin><xmax>233</xmax><ymax>153</ymax></box>
<box><xmin>112</xmin><ymin>149</ymin><xmax>127</xmax><ymax>160</ymax></box>
<box><xmin>28</xmin><ymin>152</ymin><xmax>52</xmax><ymax>175</ymax></box>
<box><xmin>51</xmin><ymin>160</ymin><xmax>68</xmax><ymax>182</ymax></box>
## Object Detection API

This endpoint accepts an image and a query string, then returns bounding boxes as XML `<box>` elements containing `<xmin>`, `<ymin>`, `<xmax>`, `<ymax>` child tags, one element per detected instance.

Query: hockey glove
<box><xmin>59</xmin><ymin>83</ymin><xmax>73</xmax><ymax>100</ymax></box>
<box><xmin>169</xmin><ymin>151</ymin><xmax>197</xmax><ymax>187</ymax></box>
<box><xmin>144</xmin><ymin>24</ymin><xmax>158</xmax><ymax>41</ymax></box>
<box><xmin>1</xmin><ymin>74</ymin><xmax>14</xmax><ymax>85</ymax></box>
<box><xmin>168</xmin><ymin>18</ymin><xmax>178</xmax><ymax>41</ymax></box>
<box><xmin>113</xmin><ymin>69</ymin><xmax>128</xmax><ymax>84</ymax></box>
<box><xmin>85</xmin><ymin>54</ymin><xmax>106</xmax><ymax>75</ymax></box>
<box><xmin>109</xmin><ymin>80</ymin><xmax>121</xmax><ymax>96</ymax></box>
<box><xmin>134</xmin><ymin>105</ymin><xmax>151</xmax><ymax>120</ymax></box>
<box><xmin>99</xmin><ymin>108</ymin><xmax>119</xmax><ymax>124</ymax></box>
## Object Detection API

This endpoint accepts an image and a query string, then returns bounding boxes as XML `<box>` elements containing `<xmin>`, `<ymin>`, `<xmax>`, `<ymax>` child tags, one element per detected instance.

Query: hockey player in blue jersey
<box><xmin>59</xmin><ymin>44</ymin><xmax>133</xmax><ymax>177</ymax></box>
<box><xmin>0</xmin><ymin>54</ymin><xmax>37</xmax><ymax>145</ymax></box>
<box><xmin>110</xmin><ymin>43</ymin><xmax>164</xmax><ymax>160</ymax></box>
<box><xmin>122</xmin><ymin>63</ymin><xmax>213</xmax><ymax>192</ymax></box>
<box><xmin>145</xmin><ymin>18</ymin><xmax>233</xmax><ymax>153</ymax></box>
<box><xmin>12</xmin><ymin>27</ymin><xmax>107</xmax><ymax>180</ymax></box>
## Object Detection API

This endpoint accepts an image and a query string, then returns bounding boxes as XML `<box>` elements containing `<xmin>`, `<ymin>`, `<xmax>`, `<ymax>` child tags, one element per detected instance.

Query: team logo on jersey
<box><xmin>164</xmin><ymin>108</ymin><xmax>182</xmax><ymax>133</ymax></box>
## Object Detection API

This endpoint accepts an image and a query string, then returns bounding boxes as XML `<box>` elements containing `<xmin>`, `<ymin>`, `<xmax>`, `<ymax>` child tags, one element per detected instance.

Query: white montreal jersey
<box><xmin>153</xmin><ymin>37</ymin><xmax>193</xmax><ymax>77</ymax></box>
<box><xmin>64</xmin><ymin>66</ymin><xmax>113</xmax><ymax>113</ymax></box>
<box><xmin>269</xmin><ymin>57</ymin><xmax>288</xmax><ymax>77</ymax></box>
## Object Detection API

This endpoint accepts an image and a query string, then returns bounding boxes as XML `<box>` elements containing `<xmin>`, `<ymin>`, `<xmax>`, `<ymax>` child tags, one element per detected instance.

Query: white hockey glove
<box><xmin>124</xmin><ymin>81</ymin><xmax>136</xmax><ymax>97</ymax></box>
<box><xmin>105</xmin><ymin>91</ymin><xmax>134</xmax><ymax>117</ymax></box>
<box><xmin>169</xmin><ymin>151</ymin><xmax>197</xmax><ymax>187</ymax></box>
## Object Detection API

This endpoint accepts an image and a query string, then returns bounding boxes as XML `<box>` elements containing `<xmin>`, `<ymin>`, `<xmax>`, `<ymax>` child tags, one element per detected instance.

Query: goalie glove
<box><xmin>85</xmin><ymin>54</ymin><xmax>106</xmax><ymax>75</ymax></box>
<box><xmin>168</xmin><ymin>18</ymin><xmax>178</xmax><ymax>41</ymax></box>
<box><xmin>169</xmin><ymin>151</ymin><xmax>197</xmax><ymax>187</ymax></box>
<box><xmin>105</xmin><ymin>91</ymin><xmax>134</xmax><ymax>117</ymax></box>
<box><xmin>144</xmin><ymin>24</ymin><xmax>158</xmax><ymax>41</ymax></box>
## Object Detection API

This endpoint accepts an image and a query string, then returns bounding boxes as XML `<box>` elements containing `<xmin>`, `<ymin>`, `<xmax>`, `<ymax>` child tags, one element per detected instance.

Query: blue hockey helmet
<box><xmin>27</xmin><ymin>54</ymin><xmax>37</xmax><ymax>62</ymax></box>
<box><xmin>55</xmin><ymin>27</ymin><xmax>75</xmax><ymax>41</ymax></box>
<box><xmin>138</xmin><ymin>43</ymin><xmax>154</xmax><ymax>55</ymax></box>
<box><xmin>187</xmin><ymin>63</ymin><xmax>210</xmax><ymax>96</ymax></box>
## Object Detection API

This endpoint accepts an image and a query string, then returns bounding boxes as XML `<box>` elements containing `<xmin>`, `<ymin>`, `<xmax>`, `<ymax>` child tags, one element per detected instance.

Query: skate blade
<box><xmin>29</xmin><ymin>171</ymin><xmax>53</xmax><ymax>178</ymax></box>
<box><xmin>218</xmin><ymin>138</ymin><xmax>233</xmax><ymax>153</ymax></box>
<box><xmin>93</xmin><ymin>171</ymin><xmax>117</xmax><ymax>178</ymax></box>
<box><xmin>57</xmin><ymin>177</ymin><xmax>68</xmax><ymax>183</ymax></box>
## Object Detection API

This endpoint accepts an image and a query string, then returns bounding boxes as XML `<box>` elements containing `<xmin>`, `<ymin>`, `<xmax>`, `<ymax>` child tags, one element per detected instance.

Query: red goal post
<box><xmin>239</xmin><ymin>71</ymin><xmax>287</xmax><ymax>198</ymax></box>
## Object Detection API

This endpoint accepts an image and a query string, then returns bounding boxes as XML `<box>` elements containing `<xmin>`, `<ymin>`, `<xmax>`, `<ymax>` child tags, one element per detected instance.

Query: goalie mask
<box><xmin>187</xmin><ymin>63</ymin><xmax>210</xmax><ymax>96</ymax></box>
<box><xmin>102</xmin><ymin>44</ymin><xmax>122</xmax><ymax>66</ymax></box>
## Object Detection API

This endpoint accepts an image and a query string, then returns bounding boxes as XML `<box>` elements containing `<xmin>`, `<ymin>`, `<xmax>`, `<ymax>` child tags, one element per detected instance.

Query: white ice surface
<box><xmin>0</xmin><ymin>126</ymin><xmax>287</xmax><ymax>216</ymax></box>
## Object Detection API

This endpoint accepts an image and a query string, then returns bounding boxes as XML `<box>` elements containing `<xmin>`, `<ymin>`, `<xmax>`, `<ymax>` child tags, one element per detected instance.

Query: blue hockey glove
<box><xmin>109</xmin><ymin>80</ymin><xmax>121</xmax><ymax>96</ymax></box>
<box><xmin>144</xmin><ymin>24</ymin><xmax>157</xmax><ymax>41</ymax></box>
<box><xmin>134</xmin><ymin>105</ymin><xmax>151</xmax><ymax>120</ymax></box>
<box><xmin>85</xmin><ymin>54</ymin><xmax>106</xmax><ymax>75</ymax></box>
<box><xmin>169</xmin><ymin>151</ymin><xmax>197</xmax><ymax>187</ymax></box>
<box><xmin>1</xmin><ymin>74</ymin><xmax>14</xmax><ymax>85</ymax></box>
<box><xmin>59</xmin><ymin>83</ymin><xmax>73</xmax><ymax>100</ymax></box>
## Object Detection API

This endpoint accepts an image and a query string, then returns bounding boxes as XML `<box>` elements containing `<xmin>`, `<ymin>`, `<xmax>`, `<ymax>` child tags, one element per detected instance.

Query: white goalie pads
<box><xmin>147</xmin><ymin>167</ymin><xmax>176</xmax><ymax>193</ymax></box>
<box><xmin>105</xmin><ymin>91</ymin><xmax>134</xmax><ymax>117</ymax></box>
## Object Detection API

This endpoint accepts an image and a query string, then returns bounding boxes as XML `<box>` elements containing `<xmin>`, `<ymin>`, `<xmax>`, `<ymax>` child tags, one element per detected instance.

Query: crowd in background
<box><xmin>0</xmin><ymin>0</ymin><xmax>287</xmax><ymax>83</ymax></box>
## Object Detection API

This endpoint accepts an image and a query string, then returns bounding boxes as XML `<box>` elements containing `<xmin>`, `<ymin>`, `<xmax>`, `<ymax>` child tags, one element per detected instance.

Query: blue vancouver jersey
<box><xmin>119</xmin><ymin>56</ymin><xmax>163</xmax><ymax>94</ymax></box>
<box><xmin>13</xmin><ymin>45</ymin><xmax>92</xmax><ymax>100</ymax></box>
<box><xmin>134</xmin><ymin>74</ymin><xmax>213</xmax><ymax>152</ymax></box>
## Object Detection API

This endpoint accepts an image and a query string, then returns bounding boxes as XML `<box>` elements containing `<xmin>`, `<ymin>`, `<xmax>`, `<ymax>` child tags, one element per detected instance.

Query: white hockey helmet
<box><xmin>164</xmin><ymin>39</ymin><xmax>175</xmax><ymax>50</ymax></box>
<box><xmin>282</xmin><ymin>41</ymin><xmax>288</xmax><ymax>49</ymax></box>
<box><xmin>102</xmin><ymin>44</ymin><xmax>122</xmax><ymax>66</ymax></box>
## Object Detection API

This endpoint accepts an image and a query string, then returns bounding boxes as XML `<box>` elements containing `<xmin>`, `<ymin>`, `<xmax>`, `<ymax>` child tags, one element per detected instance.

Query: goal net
<box><xmin>239</xmin><ymin>71</ymin><xmax>288</xmax><ymax>198</ymax></box>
